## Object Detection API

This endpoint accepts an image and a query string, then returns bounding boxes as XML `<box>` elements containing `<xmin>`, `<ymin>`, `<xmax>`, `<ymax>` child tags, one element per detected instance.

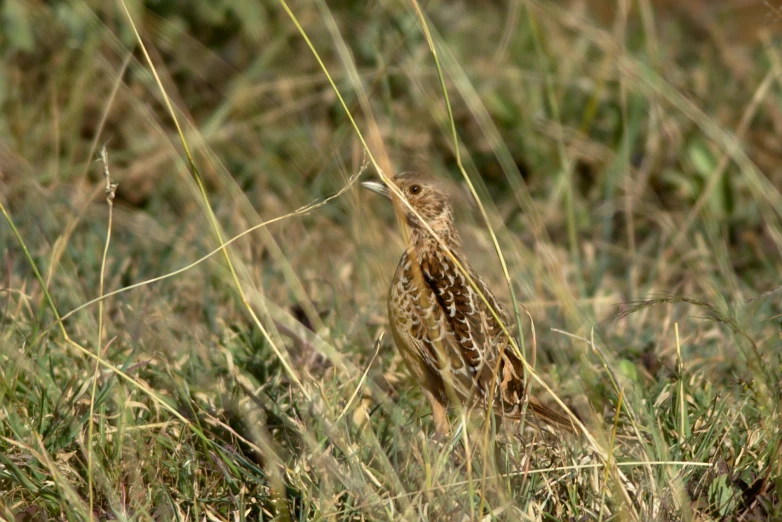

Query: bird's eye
<box><xmin>409</xmin><ymin>184</ymin><xmax>421</xmax><ymax>195</ymax></box>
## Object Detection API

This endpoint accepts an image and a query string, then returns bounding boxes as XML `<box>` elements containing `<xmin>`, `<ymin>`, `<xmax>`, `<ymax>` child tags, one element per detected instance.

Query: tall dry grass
<box><xmin>0</xmin><ymin>0</ymin><xmax>780</xmax><ymax>520</ymax></box>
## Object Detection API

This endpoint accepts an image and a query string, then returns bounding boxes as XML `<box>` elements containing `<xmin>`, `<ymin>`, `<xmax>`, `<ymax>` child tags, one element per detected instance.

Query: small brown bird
<box><xmin>363</xmin><ymin>171</ymin><xmax>573</xmax><ymax>437</ymax></box>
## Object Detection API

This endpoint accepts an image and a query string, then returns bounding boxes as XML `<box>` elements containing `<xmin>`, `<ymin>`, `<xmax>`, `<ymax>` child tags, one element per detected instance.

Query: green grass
<box><xmin>1</xmin><ymin>0</ymin><xmax>781</xmax><ymax>520</ymax></box>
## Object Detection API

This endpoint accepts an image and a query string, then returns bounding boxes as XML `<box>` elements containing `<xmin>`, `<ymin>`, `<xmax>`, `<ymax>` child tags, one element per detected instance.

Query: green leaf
<box><xmin>618</xmin><ymin>358</ymin><xmax>639</xmax><ymax>383</ymax></box>
<box><xmin>688</xmin><ymin>140</ymin><xmax>716</xmax><ymax>179</ymax></box>
<box><xmin>708</xmin><ymin>474</ymin><xmax>738</xmax><ymax>517</ymax></box>
<box><xmin>2</xmin><ymin>0</ymin><xmax>35</xmax><ymax>52</ymax></box>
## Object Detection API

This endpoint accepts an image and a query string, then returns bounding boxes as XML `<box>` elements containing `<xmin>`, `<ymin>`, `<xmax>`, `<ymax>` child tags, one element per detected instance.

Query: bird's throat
<box><xmin>409</xmin><ymin>224</ymin><xmax>460</xmax><ymax>254</ymax></box>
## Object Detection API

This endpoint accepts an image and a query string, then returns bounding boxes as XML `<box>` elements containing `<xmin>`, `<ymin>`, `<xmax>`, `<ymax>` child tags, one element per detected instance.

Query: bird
<box><xmin>362</xmin><ymin>171</ymin><xmax>574</xmax><ymax>438</ymax></box>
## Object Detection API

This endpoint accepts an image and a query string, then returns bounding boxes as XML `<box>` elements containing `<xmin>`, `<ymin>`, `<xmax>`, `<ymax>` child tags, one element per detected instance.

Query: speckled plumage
<box><xmin>363</xmin><ymin>172</ymin><xmax>573</xmax><ymax>437</ymax></box>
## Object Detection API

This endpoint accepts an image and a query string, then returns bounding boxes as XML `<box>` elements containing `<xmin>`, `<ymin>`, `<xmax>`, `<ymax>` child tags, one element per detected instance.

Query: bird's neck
<box><xmin>408</xmin><ymin>227</ymin><xmax>461</xmax><ymax>261</ymax></box>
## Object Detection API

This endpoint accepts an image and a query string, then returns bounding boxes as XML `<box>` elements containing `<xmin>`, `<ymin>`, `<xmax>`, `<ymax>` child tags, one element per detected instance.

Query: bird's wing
<box><xmin>392</xmin><ymin>249</ymin><xmax>576</xmax><ymax>430</ymax></box>
<box><xmin>389</xmin><ymin>250</ymin><xmax>482</xmax><ymax>403</ymax></box>
<box><xmin>418</xmin><ymin>251</ymin><xmax>527</xmax><ymax>409</ymax></box>
<box><xmin>421</xmin><ymin>256</ymin><xmax>575</xmax><ymax>428</ymax></box>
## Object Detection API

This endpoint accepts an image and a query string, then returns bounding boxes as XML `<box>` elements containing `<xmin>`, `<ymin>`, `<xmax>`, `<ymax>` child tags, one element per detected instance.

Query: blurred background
<box><xmin>1</xmin><ymin>0</ymin><xmax>781</xmax><ymax>520</ymax></box>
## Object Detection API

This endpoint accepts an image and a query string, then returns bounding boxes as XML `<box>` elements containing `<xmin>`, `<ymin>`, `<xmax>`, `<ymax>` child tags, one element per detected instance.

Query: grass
<box><xmin>1</xmin><ymin>0</ymin><xmax>781</xmax><ymax>520</ymax></box>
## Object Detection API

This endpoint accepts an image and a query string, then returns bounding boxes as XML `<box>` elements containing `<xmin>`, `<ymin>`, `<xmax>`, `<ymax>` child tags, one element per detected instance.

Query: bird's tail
<box><xmin>527</xmin><ymin>396</ymin><xmax>580</xmax><ymax>433</ymax></box>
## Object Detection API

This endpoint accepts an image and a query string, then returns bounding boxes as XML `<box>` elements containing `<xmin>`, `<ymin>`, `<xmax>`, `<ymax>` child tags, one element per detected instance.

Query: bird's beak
<box><xmin>361</xmin><ymin>180</ymin><xmax>392</xmax><ymax>200</ymax></box>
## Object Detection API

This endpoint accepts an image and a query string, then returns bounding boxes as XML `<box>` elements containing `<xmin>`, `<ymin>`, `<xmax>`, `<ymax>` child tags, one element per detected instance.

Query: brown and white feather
<box><xmin>365</xmin><ymin>171</ymin><xmax>574</xmax><ymax>434</ymax></box>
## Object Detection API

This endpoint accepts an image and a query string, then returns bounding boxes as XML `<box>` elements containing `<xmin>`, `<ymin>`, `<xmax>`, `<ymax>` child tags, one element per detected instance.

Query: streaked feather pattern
<box><xmin>366</xmin><ymin>171</ymin><xmax>574</xmax><ymax>435</ymax></box>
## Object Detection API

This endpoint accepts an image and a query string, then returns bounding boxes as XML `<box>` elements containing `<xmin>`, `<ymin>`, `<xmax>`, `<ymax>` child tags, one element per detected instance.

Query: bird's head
<box><xmin>362</xmin><ymin>171</ymin><xmax>457</xmax><ymax>245</ymax></box>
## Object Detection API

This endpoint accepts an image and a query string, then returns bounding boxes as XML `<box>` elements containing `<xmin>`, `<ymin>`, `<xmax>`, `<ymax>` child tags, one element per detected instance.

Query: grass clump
<box><xmin>1</xmin><ymin>0</ymin><xmax>781</xmax><ymax>520</ymax></box>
